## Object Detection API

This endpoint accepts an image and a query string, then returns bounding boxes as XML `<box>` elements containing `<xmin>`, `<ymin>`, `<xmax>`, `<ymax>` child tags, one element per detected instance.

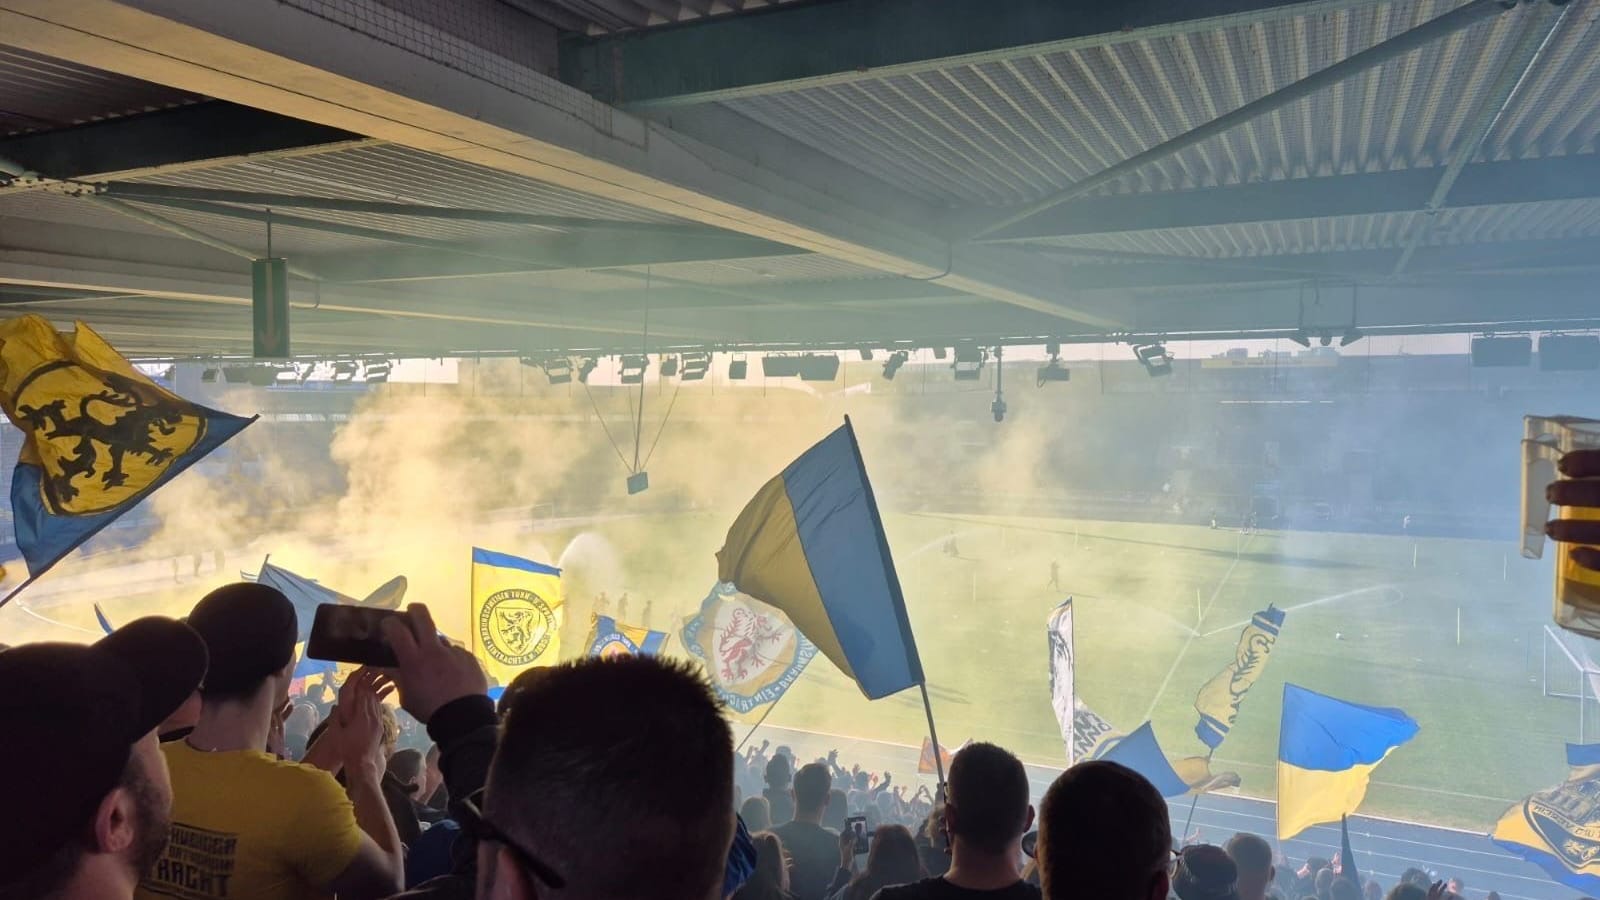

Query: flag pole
<box><xmin>919</xmin><ymin>681</ymin><xmax>947</xmax><ymax>788</ymax></box>
<box><xmin>0</xmin><ymin>575</ymin><xmax>38</xmax><ymax>614</ymax></box>
<box><xmin>736</xmin><ymin>698</ymin><xmax>783</xmax><ymax>752</ymax></box>
<box><xmin>1181</xmin><ymin>792</ymin><xmax>1202</xmax><ymax>845</ymax></box>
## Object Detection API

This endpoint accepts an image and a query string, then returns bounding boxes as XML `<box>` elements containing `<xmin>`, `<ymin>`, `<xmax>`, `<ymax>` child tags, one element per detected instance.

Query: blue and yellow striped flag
<box><xmin>0</xmin><ymin>316</ymin><xmax>253</xmax><ymax>580</ymax></box>
<box><xmin>1277</xmin><ymin>684</ymin><xmax>1418</xmax><ymax>839</ymax></box>
<box><xmin>1194</xmin><ymin>605</ymin><xmax>1285</xmax><ymax>750</ymax></box>
<box><xmin>1490</xmin><ymin>743</ymin><xmax>1600</xmax><ymax>895</ymax></box>
<box><xmin>471</xmin><ymin>548</ymin><xmax>563</xmax><ymax>685</ymax></box>
<box><xmin>586</xmin><ymin>614</ymin><xmax>668</xmax><ymax>657</ymax></box>
<box><xmin>717</xmin><ymin>419</ymin><xmax>922</xmax><ymax>700</ymax></box>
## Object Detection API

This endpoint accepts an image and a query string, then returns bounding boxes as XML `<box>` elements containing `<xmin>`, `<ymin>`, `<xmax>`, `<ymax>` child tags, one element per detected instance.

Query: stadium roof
<box><xmin>0</xmin><ymin>0</ymin><xmax>1596</xmax><ymax>357</ymax></box>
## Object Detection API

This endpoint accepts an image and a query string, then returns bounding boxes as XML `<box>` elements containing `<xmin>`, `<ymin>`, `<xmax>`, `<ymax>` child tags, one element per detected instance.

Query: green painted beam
<box><xmin>560</xmin><ymin>0</ymin><xmax>1382</xmax><ymax>107</ymax></box>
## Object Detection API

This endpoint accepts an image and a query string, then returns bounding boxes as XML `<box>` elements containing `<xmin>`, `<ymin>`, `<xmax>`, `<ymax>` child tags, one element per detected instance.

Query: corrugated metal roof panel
<box><xmin>721</xmin><ymin>0</ymin><xmax>1589</xmax><ymax>208</ymax></box>
<box><xmin>1035</xmin><ymin>198</ymin><xmax>1600</xmax><ymax>260</ymax></box>
<box><xmin>0</xmin><ymin>46</ymin><xmax>203</xmax><ymax>136</ymax></box>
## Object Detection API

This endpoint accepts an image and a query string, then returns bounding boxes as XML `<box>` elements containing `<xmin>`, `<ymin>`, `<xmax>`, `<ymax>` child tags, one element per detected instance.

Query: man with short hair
<box><xmin>774</xmin><ymin>763</ymin><xmax>841</xmax><ymax>900</ymax></box>
<box><xmin>766</xmin><ymin>754</ymin><xmax>797</xmax><ymax>826</ymax></box>
<box><xmin>876</xmin><ymin>743</ymin><xmax>1038</xmax><ymax>900</ymax></box>
<box><xmin>135</xmin><ymin>582</ymin><xmax>404</xmax><ymax>900</ymax></box>
<box><xmin>1036</xmin><ymin>760</ymin><xmax>1170</xmax><ymax>900</ymax></box>
<box><xmin>376</xmin><ymin>603</ymin><xmax>741</xmax><ymax>900</ymax></box>
<box><xmin>1226</xmin><ymin>834</ymin><xmax>1275</xmax><ymax>900</ymax></box>
<box><xmin>0</xmin><ymin>617</ymin><xmax>208</xmax><ymax>900</ymax></box>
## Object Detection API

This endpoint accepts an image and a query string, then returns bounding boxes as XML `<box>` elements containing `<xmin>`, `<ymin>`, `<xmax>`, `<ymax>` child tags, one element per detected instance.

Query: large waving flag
<box><xmin>1097</xmin><ymin>722</ymin><xmax>1241</xmax><ymax>798</ymax></box>
<box><xmin>717</xmin><ymin>419</ymin><xmax>922</xmax><ymax>699</ymax></box>
<box><xmin>1277</xmin><ymin>684</ymin><xmax>1419</xmax><ymax>839</ymax></box>
<box><xmin>1491</xmin><ymin>743</ymin><xmax>1600</xmax><ymax>895</ymax></box>
<box><xmin>471</xmin><ymin>548</ymin><xmax>563</xmax><ymax>685</ymax></box>
<box><xmin>0</xmin><ymin>316</ymin><xmax>254</xmax><ymax>583</ymax></box>
<box><xmin>1047</xmin><ymin>598</ymin><xmax>1076</xmax><ymax>762</ymax></box>
<box><xmin>683</xmin><ymin>582</ymin><xmax>817</xmax><ymax>718</ymax></box>
<box><xmin>586</xmin><ymin>614</ymin><xmax>668</xmax><ymax>657</ymax></box>
<box><xmin>1195</xmin><ymin>605</ymin><xmax>1285</xmax><ymax>750</ymax></box>
<box><xmin>1100</xmin><ymin>722</ymin><xmax>1191</xmax><ymax>798</ymax></box>
<box><xmin>1073</xmin><ymin>698</ymin><xmax>1124</xmax><ymax>763</ymax></box>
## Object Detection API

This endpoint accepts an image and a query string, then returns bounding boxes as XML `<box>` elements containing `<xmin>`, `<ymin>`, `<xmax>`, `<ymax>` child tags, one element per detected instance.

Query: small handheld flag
<box><xmin>471</xmin><ymin>548</ymin><xmax>563</xmax><ymax>685</ymax></box>
<box><xmin>0</xmin><ymin>316</ymin><xmax>254</xmax><ymax>590</ymax></box>
<box><xmin>1276</xmin><ymin>684</ymin><xmax>1418</xmax><ymax>839</ymax></box>
<box><xmin>586</xmin><ymin>614</ymin><xmax>668</xmax><ymax>657</ymax></box>
<box><xmin>1194</xmin><ymin>605</ymin><xmax>1285</xmax><ymax>750</ymax></box>
<box><xmin>1491</xmin><ymin>743</ymin><xmax>1600</xmax><ymax>895</ymax></box>
<box><xmin>717</xmin><ymin>419</ymin><xmax>922</xmax><ymax>700</ymax></box>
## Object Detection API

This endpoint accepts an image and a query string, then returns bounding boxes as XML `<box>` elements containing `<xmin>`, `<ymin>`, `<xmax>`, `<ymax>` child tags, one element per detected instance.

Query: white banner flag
<box><xmin>1047</xmin><ymin>598</ymin><xmax>1075</xmax><ymax>763</ymax></box>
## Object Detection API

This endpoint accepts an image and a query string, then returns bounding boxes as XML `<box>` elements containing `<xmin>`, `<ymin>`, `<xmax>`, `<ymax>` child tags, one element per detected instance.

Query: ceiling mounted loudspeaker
<box><xmin>1471</xmin><ymin>336</ymin><xmax>1532</xmax><ymax>368</ymax></box>
<box><xmin>1539</xmin><ymin>334</ymin><xmax>1600</xmax><ymax>371</ymax></box>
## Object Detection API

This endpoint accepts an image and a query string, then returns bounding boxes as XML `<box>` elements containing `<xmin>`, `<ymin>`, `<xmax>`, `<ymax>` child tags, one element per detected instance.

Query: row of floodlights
<box><xmin>1471</xmin><ymin>334</ymin><xmax>1600</xmax><ymax>370</ymax></box>
<box><xmin>200</xmin><ymin>359</ymin><xmax>392</xmax><ymax>386</ymax></box>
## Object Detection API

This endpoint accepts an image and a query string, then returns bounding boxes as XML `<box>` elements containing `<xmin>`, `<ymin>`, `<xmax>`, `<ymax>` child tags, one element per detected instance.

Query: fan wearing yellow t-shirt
<box><xmin>136</xmin><ymin>584</ymin><xmax>403</xmax><ymax>900</ymax></box>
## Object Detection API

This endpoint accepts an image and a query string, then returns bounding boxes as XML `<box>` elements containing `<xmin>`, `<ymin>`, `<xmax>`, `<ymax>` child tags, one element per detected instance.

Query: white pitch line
<box><xmin>1141</xmin><ymin>535</ymin><xmax>1252</xmax><ymax>721</ymax></box>
<box><xmin>9</xmin><ymin>601</ymin><xmax>99</xmax><ymax>636</ymax></box>
<box><xmin>1200</xmin><ymin>584</ymin><xmax>1402</xmax><ymax>638</ymax></box>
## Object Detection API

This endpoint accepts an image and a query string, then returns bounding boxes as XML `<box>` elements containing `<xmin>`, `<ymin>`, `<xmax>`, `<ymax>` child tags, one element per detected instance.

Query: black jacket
<box><xmin>383</xmin><ymin>695</ymin><xmax>498</xmax><ymax>900</ymax></box>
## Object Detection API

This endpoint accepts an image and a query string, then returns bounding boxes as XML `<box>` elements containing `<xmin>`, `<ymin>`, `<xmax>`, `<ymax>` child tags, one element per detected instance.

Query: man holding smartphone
<box><xmin>135</xmin><ymin>583</ymin><xmax>404</xmax><ymax>900</ymax></box>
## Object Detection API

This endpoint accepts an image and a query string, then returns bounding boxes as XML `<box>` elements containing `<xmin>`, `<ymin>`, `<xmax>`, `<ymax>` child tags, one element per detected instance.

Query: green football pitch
<box><xmin>593</xmin><ymin>510</ymin><xmax>1580</xmax><ymax>831</ymax></box>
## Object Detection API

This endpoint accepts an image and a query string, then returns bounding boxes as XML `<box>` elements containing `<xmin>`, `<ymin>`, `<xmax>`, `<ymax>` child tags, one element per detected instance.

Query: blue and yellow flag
<box><xmin>683</xmin><ymin>582</ymin><xmax>817</xmax><ymax>719</ymax></box>
<box><xmin>1195</xmin><ymin>605</ymin><xmax>1286</xmax><ymax>750</ymax></box>
<box><xmin>471</xmin><ymin>547</ymin><xmax>563</xmax><ymax>685</ymax></box>
<box><xmin>717</xmin><ymin>419</ymin><xmax>922</xmax><ymax>700</ymax></box>
<box><xmin>0</xmin><ymin>316</ymin><xmax>253</xmax><ymax>579</ymax></box>
<box><xmin>1277</xmin><ymin>684</ymin><xmax>1418</xmax><ymax>839</ymax></box>
<box><xmin>1100</xmin><ymin>722</ymin><xmax>1191</xmax><ymax>798</ymax></box>
<box><xmin>1491</xmin><ymin>743</ymin><xmax>1600</xmax><ymax>895</ymax></box>
<box><xmin>587</xmin><ymin>614</ymin><xmax>668</xmax><ymax>657</ymax></box>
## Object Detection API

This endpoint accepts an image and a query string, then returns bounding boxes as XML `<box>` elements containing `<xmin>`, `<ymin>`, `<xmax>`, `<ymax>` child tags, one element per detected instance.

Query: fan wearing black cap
<box><xmin>0</xmin><ymin>616</ymin><xmax>208</xmax><ymax>900</ymax></box>
<box><xmin>134</xmin><ymin>583</ymin><xmax>404</xmax><ymax>900</ymax></box>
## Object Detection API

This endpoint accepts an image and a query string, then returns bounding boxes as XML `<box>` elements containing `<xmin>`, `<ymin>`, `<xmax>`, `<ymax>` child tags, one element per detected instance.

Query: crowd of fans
<box><xmin>0</xmin><ymin>583</ymin><xmax>1536</xmax><ymax>900</ymax></box>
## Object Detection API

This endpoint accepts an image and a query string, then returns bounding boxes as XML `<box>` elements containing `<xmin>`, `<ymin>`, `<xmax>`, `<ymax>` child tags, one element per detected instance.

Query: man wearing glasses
<box><xmin>378</xmin><ymin>604</ymin><xmax>738</xmax><ymax>900</ymax></box>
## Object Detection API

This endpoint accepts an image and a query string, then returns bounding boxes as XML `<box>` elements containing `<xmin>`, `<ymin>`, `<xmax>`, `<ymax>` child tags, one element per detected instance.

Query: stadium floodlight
<box><xmin>1340</xmin><ymin>327</ymin><xmax>1364</xmax><ymax>347</ymax></box>
<box><xmin>659</xmin><ymin>355</ymin><xmax>679</xmax><ymax>377</ymax></box>
<box><xmin>932</xmin><ymin>347</ymin><xmax>948</xmax><ymax>360</ymax></box>
<box><xmin>728</xmin><ymin>353</ymin><xmax>748</xmax><ymax>380</ymax></box>
<box><xmin>952</xmin><ymin>345</ymin><xmax>985</xmax><ymax>381</ymax></box>
<box><xmin>680</xmin><ymin>351</ymin><xmax>711</xmax><ymax>381</ymax></box>
<box><xmin>1471</xmin><ymin>335</ymin><xmax>1532</xmax><ymax>368</ymax></box>
<box><xmin>1539</xmin><ymin>334</ymin><xmax>1600</xmax><ymax>371</ymax></box>
<box><xmin>200</xmin><ymin>367</ymin><xmax>219</xmax><ymax>383</ymax></box>
<box><xmin>882</xmin><ymin>350</ymin><xmax>908</xmax><ymax>380</ymax></box>
<box><xmin>620</xmin><ymin>354</ymin><xmax>649</xmax><ymax>384</ymax></box>
<box><xmin>1319</xmin><ymin>332</ymin><xmax>1333</xmax><ymax>347</ymax></box>
<box><xmin>577</xmin><ymin>357</ymin><xmax>598</xmax><ymax>383</ymax></box>
<box><xmin>332</xmin><ymin>360</ymin><xmax>359</xmax><ymax>382</ymax></box>
<box><xmin>858</xmin><ymin>347</ymin><xmax>874</xmax><ymax>361</ymax></box>
<box><xmin>542</xmin><ymin>356</ymin><xmax>572</xmax><ymax>384</ymax></box>
<box><xmin>1290</xmin><ymin>330</ymin><xmax>1312</xmax><ymax>348</ymax></box>
<box><xmin>1134</xmin><ymin>343</ymin><xmax>1173</xmax><ymax>377</ymax></box>
<box><xmin>363</xmin><ymin>360</ymin><xmax>392</xmax><ymax>383</ymax></box>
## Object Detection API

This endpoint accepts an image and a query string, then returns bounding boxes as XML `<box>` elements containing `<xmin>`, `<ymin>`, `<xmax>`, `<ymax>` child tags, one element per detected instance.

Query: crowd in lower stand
<box><xmin>0</xmin><ymin>581</ymin><xmax>1501</xmax><ymax>900</ymax></box>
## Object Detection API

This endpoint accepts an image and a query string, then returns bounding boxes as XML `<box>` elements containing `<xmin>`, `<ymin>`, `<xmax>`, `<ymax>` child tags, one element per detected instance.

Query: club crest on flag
<box><xmin>478</xmin><ymin>589</ymin><xmax>557</xmax><ymax>666</ymax></box>
<box><xmin>683</xmin><ymin>582</ymin><xmax>817</xmax><ymax>715</ymax></box>
<box><xmin>17</xmin><ymin>365</ymin><xmax>204</xmax><ymax>515</ymax></box>
<box><xmin>1492</xmin><ymin>744</ymin><xmax>1600</xmax><ymax>894</ymax></box>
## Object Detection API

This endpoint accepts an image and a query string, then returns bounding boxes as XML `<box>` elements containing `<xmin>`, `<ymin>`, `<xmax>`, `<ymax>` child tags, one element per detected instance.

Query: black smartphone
<box><xmin>306</xmin><ymin>603</ymin><xmax>402</xmax><ymax>667</ymax></box>
<box><xmin>845</xmin><ymin>815</ymin><xmax>869</xmax><ymax>855</ymax></box>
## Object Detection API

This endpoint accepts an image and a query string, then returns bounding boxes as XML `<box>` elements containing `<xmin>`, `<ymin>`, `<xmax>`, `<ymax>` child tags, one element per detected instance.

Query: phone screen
<box><xmin>845</xmin><ymin>815</ymin><xmax>869</xmax><ymax>855</ymax></box>
<box><xmin>306</xmin><ymin>603</ymin><xmax>402</xmax><ymax>667</ymax></box>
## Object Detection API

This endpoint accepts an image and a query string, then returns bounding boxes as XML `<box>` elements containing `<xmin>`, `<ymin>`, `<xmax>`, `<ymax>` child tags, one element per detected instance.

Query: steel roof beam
<box><xmin>0</xmin><ymin>101</ymin><xmax>362</xmax><ymax>185</ymax></box>
<box><xmin>2</xmin><ymin>0</ymin><xmax>1125</xmax><ymax>330</ymax></box>
<box><xmin>560</xmin><ymin>0</ymin><xmax>1388</xmax><ymax>107</ymax></box>
<box><xmin>979</xmin><ymin>153</ymin><xmax>1600</xmax><ymax>241</ymax></box>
